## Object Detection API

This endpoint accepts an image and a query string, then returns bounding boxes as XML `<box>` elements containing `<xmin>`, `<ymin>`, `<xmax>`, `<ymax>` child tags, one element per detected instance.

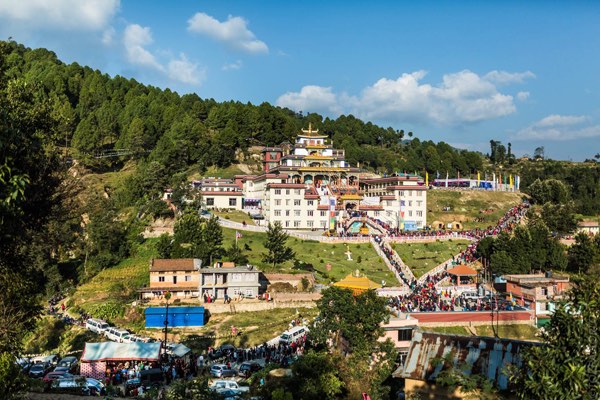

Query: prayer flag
<box><xmin>425</xmin><ymin>171</ymin><xmax>429</xmax><ymax>186</ymax></box>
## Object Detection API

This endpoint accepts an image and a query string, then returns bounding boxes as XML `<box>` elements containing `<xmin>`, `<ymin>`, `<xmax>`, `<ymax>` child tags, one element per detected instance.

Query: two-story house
<box><xmin>502</xmin><ymin>273</ymin><xmax>570</xmax><ymax>319</ymax></box>
<box><xmin>199</xmin><ymin>261</ymin><xmax>261</xmax><ymax>301</ymax></box>
<box><xmin>142</xmin><ymin>258</ymin><xmax>202</xmax><ymax>299</ymax></box>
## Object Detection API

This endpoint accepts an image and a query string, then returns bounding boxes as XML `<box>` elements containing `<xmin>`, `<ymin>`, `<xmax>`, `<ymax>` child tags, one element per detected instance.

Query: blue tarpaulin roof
<box><xmin>81</xmin><ymin>342</ymin><xmax>162</xmax><ymax>362</ymax></box>
<box><xmin>145</xmin><ymin>306</ymin><xmax>204</xmax><ymax>315</ymax></box>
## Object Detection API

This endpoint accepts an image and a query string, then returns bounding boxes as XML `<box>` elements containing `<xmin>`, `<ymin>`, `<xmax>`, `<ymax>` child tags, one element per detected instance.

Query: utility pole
<box><xmin>163</xmin><ymin>291</ymin><xmax>172</xmax><ymax>356</ymax></box>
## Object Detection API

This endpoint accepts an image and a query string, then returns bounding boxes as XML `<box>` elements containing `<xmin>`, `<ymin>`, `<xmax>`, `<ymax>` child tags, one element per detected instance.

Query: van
<box><xmin>461</xmin><ymin>291</ymin><xmax>483</xmax><ymax>300</ymax></box>
<box><xmin>279</xmin><ymin>326</ymin><xmax>308</xmax><ymax>345</ymax></box>
<box><xmin>105</xmin><ymin>327</ymin><xmax>131</xmax><ymax>343</ymax></box>
<box><xmin>85</xmin><ymin>318</ymin><xmax>109</xmax><ymax>335</ymax></box>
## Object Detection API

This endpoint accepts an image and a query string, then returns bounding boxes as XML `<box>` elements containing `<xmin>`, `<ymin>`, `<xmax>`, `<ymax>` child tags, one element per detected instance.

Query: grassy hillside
<box><xmin>223</xmin><ymin>227</ymin><xmax>394</xmax><ymax>285</ymax></box>
<box><xmin>427</xmin><ymin>190</ymin><xmax>523</xmax><ymax>230</ymax></box>
<box><xmin>392</xmin><ymin>240</ymin><xmax>472</xmax><ymax>278</ymax></box>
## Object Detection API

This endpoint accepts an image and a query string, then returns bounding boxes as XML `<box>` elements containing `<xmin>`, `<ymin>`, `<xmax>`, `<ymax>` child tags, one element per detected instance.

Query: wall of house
<box><xmin>149</xmin><ymin>271</ymin><xmax>199</xmax><ymax>289</ymax></box>
<box><xmin>203</xmin><ymin>194</ymin><xmax>243</xmax><ymax>210</ymax></box>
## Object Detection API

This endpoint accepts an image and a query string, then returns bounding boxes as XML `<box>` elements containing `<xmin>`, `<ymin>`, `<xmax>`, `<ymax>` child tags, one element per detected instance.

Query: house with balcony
<box><xmin>199</xmin><ymin>261</ymin><xmax>261</xmax><ymax>301</ymax></box>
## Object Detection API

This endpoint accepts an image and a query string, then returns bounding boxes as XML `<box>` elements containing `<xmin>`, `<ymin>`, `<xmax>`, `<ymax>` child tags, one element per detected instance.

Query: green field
<box><xmin>424</xmin><ymin>324</ymin><xmax>539</xmax><ymax>342</ymax></box>
<box><xmin>213</xmin><ymin>209</ymin><xmax>255</xmax><ymax>224</ymax></box>
<box><xmin>223</xmin><ymin>227</ymin><xmax>394</xmax><ymax>285</ymax></box>
<box><xmin>392</xmin><ymin>239</ymin><xmax>471</xmax><ymax>278</ymax></box>
<box><xmin>427</xmin><ymin>190</ymin><xmax>522</xmax><ymax>230</ymax></box>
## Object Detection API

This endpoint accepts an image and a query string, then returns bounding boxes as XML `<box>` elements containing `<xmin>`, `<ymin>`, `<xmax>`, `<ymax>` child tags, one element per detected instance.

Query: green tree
<box><xmin>156</xmin><ymin>233</ymin><xmax>172</xmax><ymax>259</ymax></box>
<box><xmin>511</xmin><ymin>276</ymin><xmax>600</xmax><ymax>399</ymax></box>
<box><xmin>541</xmin><ymin>202</ymin><xmax>578</xmax><ymax>235</ymax></box>
<box><xmin>289</xmin><ymin>350</ymin><xmax>345</xmax><ymax>400</ymax></box>
<box><xmin>567</xmin><ymin>233</ymin><xmax>596</xmax><ymax>274</ymax></box>
<box><xmin>262</xmin><ymin>222</ymin><xmax>295</xmax><ymax>268</ymax></box>
<box><xmin>225</xmin><ymin>243</ymin><xmax>248</xmax><ymax>265</ymax></box>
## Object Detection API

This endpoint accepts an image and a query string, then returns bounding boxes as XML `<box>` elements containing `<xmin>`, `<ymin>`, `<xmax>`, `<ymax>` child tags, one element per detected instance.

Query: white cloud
<box><xmin>123</xmin><ymin>24</ymin><xmax>204</xmax><ymax>85</ymax></box>
<box><xmin>515</xmin><ymin>114</ymin><xmax>600</xmax><ymax>141</ymax></box>
<box><xmin>277</xmin><ymin>69</ymin><xmax>528</xmax><ymax>125</ymax></box>
<box><xmin>222</xmin><ymin>60</ymin><xmax>243</xmax><ymax>71</ymax></box>
<box><xmin>276</xmin><ymin>86</ymin><xmax>343</xmax><ymax>115</ymax></box>
<box><xmin>516</xmin><ymin>91</ymin><xmax>530</xmax><ymax>101</ymax></box>
<box><xmin>123</xmin><ymin>24</ymin><xmax>164</xmax><ymax>71</ymax></box>
<box><xmin>168</xmin><ymin>54</ymin><xmax>205</xmax><ymax>85</ymax></box>
<box><xmin>102</xmin><ymin>26</ymin><xmax>116</xmax><ymax>45</ymax></box>
<box><xmin>0</xmin><ymin>0</ymin><xmax>119</xmax><ymax>30</ymax></box>
<box><xmin>484</xmin><ymin>70</ymin><xmax>536</xmax><ymax>85</ymax></box>
<box><xmin>187</xmin><ymin>12</ymin><xmax>268</xmax><ymax>54</ymax></box>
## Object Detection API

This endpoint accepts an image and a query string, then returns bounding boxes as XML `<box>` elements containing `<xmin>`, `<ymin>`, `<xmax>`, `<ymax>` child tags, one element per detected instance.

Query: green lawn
<box><xmin>427</xmin><ymin>190</ymin><xmax>522</xmax><ymax>230</ymax></box>
<box><xmin>392</xmin><ymin>240</ymin><xmax>471</xmax><ymax>278</ymax></box>
<box><xmin>424</xmin><ymin>326</ymin><xmax>470</xmax><ymax>335</ymax></box>
<box><xmin>474</xmin><ymin>324</ymin><xmax>539</xmax><ymax>341</ymax></box>
<box><xmin>223</xmin><ymin>227</ymin><xmax>394</xmax><ymax>285</ymax></box>
<box><xmin>213</xmin><ymin>210</ymin><xmax>255</xmax><ymax>224</ymax></box>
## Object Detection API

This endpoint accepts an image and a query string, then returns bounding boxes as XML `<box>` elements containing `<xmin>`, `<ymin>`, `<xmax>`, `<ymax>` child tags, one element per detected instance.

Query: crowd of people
<box><xmin>375</xmin><ymin>202</ymin><xmax>531</xmax><ymax>313</ymax></box>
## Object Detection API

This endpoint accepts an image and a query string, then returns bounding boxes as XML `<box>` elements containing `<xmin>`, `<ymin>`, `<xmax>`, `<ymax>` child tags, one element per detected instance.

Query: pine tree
<box><xmin>262</xmin><ymin>222</ymin><xmax>295</xmax><ymax>268</ymax></box>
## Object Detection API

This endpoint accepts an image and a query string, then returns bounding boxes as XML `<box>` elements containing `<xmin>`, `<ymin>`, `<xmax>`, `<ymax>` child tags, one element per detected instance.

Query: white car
<box><xmin>104</xmin><ymin>327</ymin><xmax>131</xmax><ymax>343</ymax></box>
<box><xmin>210</xmin><ymin>380</ymin><xmax>250</xmax><ymax>393</ymax></box>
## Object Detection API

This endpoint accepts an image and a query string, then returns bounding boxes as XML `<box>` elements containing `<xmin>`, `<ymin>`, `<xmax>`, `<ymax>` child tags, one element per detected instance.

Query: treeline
<box><xmin>520</xmin><ymin>161</ymin><xmax>600</xmax><ymax>215</ymax></box>
<box><xmin>2</xmin><ymin>40</ymin><xmax>485</xmax><ymax>177</ymax></box>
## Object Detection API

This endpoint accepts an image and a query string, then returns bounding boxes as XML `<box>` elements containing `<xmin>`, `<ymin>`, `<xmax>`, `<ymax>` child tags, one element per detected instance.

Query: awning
<box><xmin>170</xmin><ymin>343</ymin><xmax>191</xmax><ymax>358</ymax></box>
<box><xmin>81</xmin><ymin>342</ymin><xmax>161</xmax><ymax>363</ymax></box>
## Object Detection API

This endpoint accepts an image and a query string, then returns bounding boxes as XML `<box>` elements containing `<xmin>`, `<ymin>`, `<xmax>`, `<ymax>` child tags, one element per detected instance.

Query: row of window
<box><xmin>205</xmin><ymin>198</ymin><xmax>238</xmax><ymax>206</ymax></box>
<box><xmin>158</xmin><ymin>275</ymin><xmax>193</xmax><ymax>283</ymax></box>
<box><xmin>271</xmin><ymin>220</ymin><xmax>328</xmax><ymax>228</ymax></box>
<box><xmin>274</xmin><ymin>189</ymin><xmax>303</xmax><ymax>195</ymax></box>
<box><xmin>274</xmin><ymin>210</ymin><xmax>326</xmax><ymax>217</ymax></box>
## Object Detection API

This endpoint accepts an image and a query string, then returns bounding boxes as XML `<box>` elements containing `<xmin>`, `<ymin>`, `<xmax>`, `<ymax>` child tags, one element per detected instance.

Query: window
<box><xmin>158</xmin><ymin>276</ymin><xmax>165</xmax><ymax>282</ymax></box>
<box><xmin>416</xmin><ymin>221</ymin><xmax>422</xmax><ymax>227</ymax></box>
<box><xmin>229</xmin><ymin>198</ymin><xmax>237</xmax><ymax>206</ymax></box>
<box><xmin>408</xmin><ymin>191</ymin><xmax>413</xmax><ymax>196</ymax></box>
<box><xmin>184</xmin><ymin>275</ymin><xmax>192</xmax><ymax>282</ymax></box>
<box><xmin>274</xmin><ymin>210</ymin><xmax>281</xmax><ymax>216</ymax></box>
<box><xmin>387</xmin><ymin>201</ymin><xmax>393</xmax><ymax>206</ymax></box>
<box><xmin>400</xmin><ymin>191</ymin><xmax>404</xmax><ymax>197</ymax></box>
<box><xmin>541</xmin><ymin>287</ymin><xmax>548</xmax><ymax>296</ymax></box>
<box><xmin>398</xmin><ymin>328</ymin><xmax>413</xmax><ymax>341</ymax></box>
<box><xmin>286</xmin><ymin>199</ymin><xmax>290</xmax><ymax>206</ymax></box>
<box><xmin>275</xmin><ymin>189</ymin><xmax>281</xmax><ymax>195</ymax></box>
<box><xmin>286</xmin><ymin>189</ymin><xmax>290</xmax><ymax>195</ymax></box>
<box><xmin>294</xmin><ymin>221</ymin><xmax>301</xmax><ymax>227</ymax></box>
<box><xmin>408</xmin><ymin>201</ymin><xmax>412</xmax><ymax>206</ymax></box>
<box><xmin>417</xmin><ymin>201</ymin><xmax>422</xmax><ymax>207</ymax></box>
<box><xmin>294</xmin><ymin>210</ymin><xmax>301</xmax><ymax>216</ymax></box>
<box><xmin>173</xmin><ymin>276</ymin><xmax>177</xmax><ymax>284</ymax></box>
<box><xmin>206</xmin><ymin>198</ymin><xmax>214</xmax><ymax>206</ymax></box>
<box><xmin>294</xmin><ymin>189</ymin><xmax>301</xmax><ymax>195</ymax></box>
<box><xmin>416</xmin><ymin>211</ymin><xmax>423</xmax><ymax>217</ymax></box>
<box><xmin>320</xmin><ymin>211</ymin><xmax>326</xmax><ymax>217</ymax></box>
<box><xmin>417</xmin><ymin>191</ymin><xmax>422</xmax><ymax>196</ymax></box>
<box><xmin>285</xmin><ymin>221</ymin><xmax>290</xmax><ymax>227</ymax></box>
<box><xmin>294</xmin><ymin>199</ymin><xmax>301</xmax><ymax>206</ymax></box>
<box><xmin>307</xmin><ymin>210</ymin><xmax>314</xmax><ymax>217</ymax></box>
<box><xmin>285</xmin><ymin>210</ymin><xmax>290</xmax><ymax>216</ymax></box>
<box><xmin>307</xmin><ymin>221</ymin><xmax>314</xmax><ymax>227</ymax></box>
<box><xmin>320</xmin><ymin>221</ymin><xmax>327</xmax><ymax>228</ymax></box>
<box><xmin>308</xmin><ymin>200</ymin><xmax>314</xmax><ymax>206</ymax></box>
<box><xmin>408</xmin><ymin>211</ymin><xmax>413</xmax><ymax>217</ymax></box>
<box><xmin>275</xmin><ymin>199</ymin><xmax>281</xmax><ymax>206</ymax></box>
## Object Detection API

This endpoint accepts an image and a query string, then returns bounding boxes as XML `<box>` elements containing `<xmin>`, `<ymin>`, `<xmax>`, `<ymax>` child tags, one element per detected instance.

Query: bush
<box><xmin>357</xmin><ymin>256</ymin><xmax>362</xmax><ymax>263</ymax></box>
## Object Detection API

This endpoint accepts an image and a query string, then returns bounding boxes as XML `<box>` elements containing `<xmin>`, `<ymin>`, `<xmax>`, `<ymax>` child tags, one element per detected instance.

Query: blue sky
<box><xmin>1</xmin><ymin>1</ymin><xmax>599</xmax><ymax>161</ymax></box>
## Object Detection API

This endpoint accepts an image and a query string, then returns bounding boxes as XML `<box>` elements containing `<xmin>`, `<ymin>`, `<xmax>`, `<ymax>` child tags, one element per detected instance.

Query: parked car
<box><xmin>85</xmin><ymin>318</ymin><xmax>109</xmax><ymax>335</ymax></box>
<box><xmin>139</xmin><ymin>368</ymin><xmax>164</xmax><ymax>388</ymax></box>
<box><xmin>238</xmin><ymin>362</ymin><xmax>262</xmax><ymax>377</ymax></box>
<box><xmin>50</xmin><ymin>377</ymin><xmax>106</xmax><ymax>396</ymax></box>
<box><xmin>31</xmin><ymin>354</ymin><xmax>60</xmax><ymax>367</ymax></box>
<box><xmin>104</xmin><ymin>327</ymin><xmax>131</xmax><ymax>342</ymax></box>
<box><xmin>210</xmin><ymin>380</ymin><xmax>250</xmax><ymax>393</ymax></box>
<box><xmin>43</xmin><ymin>371</ymin><xmax>74</xmax><ymax>383</ymax></box>
<box><xmin>29</xmin><ymin>362</ymin><xmax>52</xmax><ymax>379</ymax></box>
<box><xmin>209</xmin><ymin>343</ymin><xmax>236</xmax><ymax>360</ymax></box>
<box><xmin>55</xmin><ymin>356</ymin><xmax>78</xmax><ymax>373</ymax></box>
<box><xmin>210</xmin><ymin>364</ymin><xmax>237</xmax><ymax>378</ymax></box>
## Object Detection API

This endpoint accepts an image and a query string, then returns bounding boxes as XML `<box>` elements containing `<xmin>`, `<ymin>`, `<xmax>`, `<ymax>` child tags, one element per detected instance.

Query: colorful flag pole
<box><xmin>446</xmin><ymin>171</ymin><xmax>449</xmax><ymax>188</ymax></box>
<box><xmin>425</xmin><ymin>171</ymin><xmax>429</xmax><ymax>186</ymax></box>
<box><xmin>477</xmin><ymin>171</ymin><xmax>481</xmax><ymax>186</ymax></box>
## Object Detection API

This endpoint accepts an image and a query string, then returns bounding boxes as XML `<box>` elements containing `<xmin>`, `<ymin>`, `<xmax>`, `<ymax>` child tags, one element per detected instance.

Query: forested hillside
<box><xmin>2</xmin><ymin>40</ymin><xmax>485</xmax><ymax>176</ymax></box>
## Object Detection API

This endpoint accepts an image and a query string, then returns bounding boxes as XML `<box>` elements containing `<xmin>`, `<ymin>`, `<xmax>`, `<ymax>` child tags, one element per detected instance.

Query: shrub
<box><xmin>357</xmin><ymin>256</ymin><xmax>362</xmax><ymax>263</ymax></box>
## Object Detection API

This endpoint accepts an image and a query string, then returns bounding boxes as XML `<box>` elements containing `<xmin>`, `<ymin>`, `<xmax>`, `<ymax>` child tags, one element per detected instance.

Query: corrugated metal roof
<box><xmin>395</xmin><ymin>331</ymin><xmax>538</xmax><ymax>390</ymax></box>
